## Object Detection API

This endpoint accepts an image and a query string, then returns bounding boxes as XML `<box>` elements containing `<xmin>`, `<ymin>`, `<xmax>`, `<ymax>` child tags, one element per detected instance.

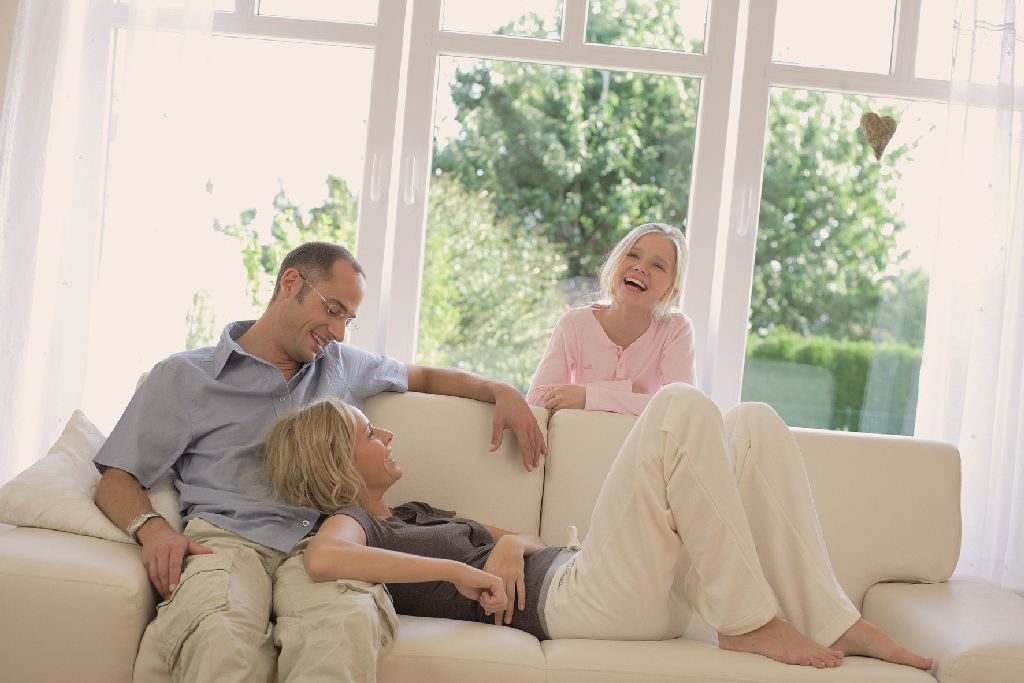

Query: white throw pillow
<box><xmin>0</xmin><ymin>409</ymin><xmax>183</xmax><ymax>543</ymax></box>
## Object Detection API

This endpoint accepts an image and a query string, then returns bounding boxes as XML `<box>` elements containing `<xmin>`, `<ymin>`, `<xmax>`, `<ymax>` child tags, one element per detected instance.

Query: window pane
<box><xmin>586</xmin><ymin>0</ymin><xmax>708</xmax><ymax>53</ymax></box>
<box><xmin>915</xmin><ymin>0</ymin><xmax>955</xmax><ymax>79</ymax></box>
<box><xmin>741</xmin><ymin>89</ymin><xmax>948</xmax><ymax>435</ymax></box>
<box><xmin>773</xmin><ymin>0</ymin><xmax>897</xmax><ymax>73</ymax></box>
<box><xmin>84</xmin><ymin>32</ymin><xmax>372</xmax><ymax>428</ymax></box>
<box><xmin>417</xmin><ymin>55</ymin><xmax>699</xmax><ymax>391</ymax></box>
<box><xmin>257</xmin><ymin>0</ymin><xmax>377</xmax><ymax>24</ymax></box>
<box><xmin>440</xmin><ymin>0</ymin><xmax>563</xmax><ymax>39</ymax></box>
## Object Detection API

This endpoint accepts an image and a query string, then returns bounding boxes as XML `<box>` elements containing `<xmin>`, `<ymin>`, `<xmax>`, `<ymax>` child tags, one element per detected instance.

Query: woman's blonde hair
<box><xmin>598</xmin><ymin>222</ymin><xmax>688</xmax><ymax>317</ymax></box>
<box><xmin>264</xmin><ymin>398</ymin><xmax>365</xmax><ymax>513</ymax></box>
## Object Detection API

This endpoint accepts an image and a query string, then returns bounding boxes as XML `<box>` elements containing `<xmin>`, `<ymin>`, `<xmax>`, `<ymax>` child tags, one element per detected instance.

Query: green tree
<box><xmin>755</xmin><ymin>90</ymin><xmax>910</xmax><ymax>338</ymax></box>
<box><xmin>204</xmin><ymin>174</ymin><xmax>566</xmax><ymax>390</ymax></box>
<box><xmin>433</xmin><ymin>0</ymin><xmax>912</xmax><ymax>340</ymax></box>
<box><xmin>214</xmin><ymin>176</ymin><xmax>358</xmax><ymax>309</ymax></box>
<box><xmin>418</xmin><ymin>177</ymin><xmax>567</xmax><ymax>390</ymax></box>
<box><xmin>434</xmin><ymin>0</ymin><xmax>697</xmax><ymax>276</ymax></box>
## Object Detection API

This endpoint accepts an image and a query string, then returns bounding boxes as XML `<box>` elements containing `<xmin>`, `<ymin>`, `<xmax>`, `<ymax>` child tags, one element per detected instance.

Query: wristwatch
<box><xmin>125</xmin><ymin>511</ymin><xmax>164</xmax><ymax>543</ymax></box>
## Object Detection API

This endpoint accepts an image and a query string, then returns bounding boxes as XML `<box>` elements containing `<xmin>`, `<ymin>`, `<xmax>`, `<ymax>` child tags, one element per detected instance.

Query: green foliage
<box><xmin>417</xmin><ymin>177</ymin><xmax>568</xmax><ymax>391</ymax></box>
<box><xmin>744</xmin><ymin>331</ymin><xmax>921</xmax><ymax>434</ymax></box>
<box><xmin>434</xmin><ymin>0</ymin><xmax>916</xmax><ymax>341</ymax></box>
<box><xmin>754</xmin><ymin>91</ymin><xmax>911</xmax><ymax>339</ymax></box>
<box><xmin>873</xmin><ymin>268</ymin><xmax>929</xmax><ymax>346</ymax></box>
<box><xmin>214</xmin><ymin>176</ymin><xmax>358</xmax><ymax>308</ymax></box>
<box><xmin>434</xmin><ymin>0</ymin><xmax>697</xmax><ymax>276</ymax></box>
<box><xmin>185</xmin><ymin>289</ymin><xmax>218</xmax><ymax>350</ymax></box>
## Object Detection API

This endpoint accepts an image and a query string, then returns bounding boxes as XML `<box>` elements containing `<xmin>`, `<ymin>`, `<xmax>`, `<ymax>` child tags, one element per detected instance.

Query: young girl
<box><xmin>528</xmin><ymin>222</ymin><xmax>695</xmax><ymax>415</ymax></box>
<box><xmin>263</xmin><ymin>391</ymin><xmax>933</xmax><ymax>671</ymax></box>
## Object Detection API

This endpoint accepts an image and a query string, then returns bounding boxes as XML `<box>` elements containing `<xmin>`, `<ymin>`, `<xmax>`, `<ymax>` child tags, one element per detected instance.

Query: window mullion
<box><xmin>382</xmin><ymin>0</ymin><xmax>444</xmax><ymax>363</ymax></box>
<box><xmin>684</xmin><ymin>0</ymin><xmax>741</xmax><ymax>392</ymax></box>
<box><xmin>706</xmin><ymin>0</ymin><xmax>777</xmax><ymax>410</ymax></box>
<box><xmin>562</xmin><ymin>0</ymin><xmax>587</xmax><ymax>46</ymax></box>
<box><xmin>433</xmin><ymin>31</ymin><xmax>711</xmax><ymax>76</ymax></box>
<box><xmin>892</xmin><ymin>0</ymin><xmax>923</xmax><ymax>79</ymax></box>
<box><xmin>348</xmin><ymin>0</ymin><xmax>412</xmax><ymax>355</ymax></box>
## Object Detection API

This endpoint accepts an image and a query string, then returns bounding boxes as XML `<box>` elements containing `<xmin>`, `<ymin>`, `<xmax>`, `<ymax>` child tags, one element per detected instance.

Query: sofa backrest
<box><xmin>364</xmin><ymin>392</ymin><xmax>961</xmax><ymax>609</ymax></box>
<box><xmin>541</xmin><ymin>408</ymin><xmax>962</xmax><ymax>609</ymax></box>
<box><xmin>364</xmin><ymin>392</ymin><xmax>547</xmax><ymax>535</ymax></box>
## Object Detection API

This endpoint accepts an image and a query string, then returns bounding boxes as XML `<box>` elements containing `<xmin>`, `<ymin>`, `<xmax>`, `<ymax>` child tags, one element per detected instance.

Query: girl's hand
<box><xmin>543</xmin><ymin>384</ymin><xmax>586</xmax><ymax>413</ymax></box>
<box><xmin>482</xmin><ymin>536</ymin><xmax>527</xmax><ymax>625</ymax></box>
<box><xmin>451</xmin><ymin>564</ymin><xmax>507</xmax><ymax>615</ymax></box>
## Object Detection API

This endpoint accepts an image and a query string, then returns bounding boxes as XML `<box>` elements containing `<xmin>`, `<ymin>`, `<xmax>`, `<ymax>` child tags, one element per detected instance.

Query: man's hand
<box><xmin>482</xmin><ymin>536</ymin><xmax>527</xmax><ymax>625</ymax></box>
<box><xmin>542</xmin><ymin>384</ymin><xmax>586</xmax><ymax>414</ymax></box>
<box><xmin>491</xmin><ymin>386</ymin><xmax>546</xmax><ymax>471</ymax></box>
<box><xmin>137</xmin><ymin>519</ymin><xmax>214</xmax><ymax>598</ymax></box>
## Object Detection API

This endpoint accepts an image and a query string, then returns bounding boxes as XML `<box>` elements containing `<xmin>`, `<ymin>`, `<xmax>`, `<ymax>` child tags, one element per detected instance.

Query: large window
<box><xmin>73</xmin><ymin>0</ymin><xmax>976</xmax><ymax>436</ymax></box>
<box><xmin>417</xmin><ymin>56</ymin><xmax>699</xmax><ymax>390</ymax></box>
<box><xmin>740</xmin><ymin>92</ymin><xmax>946</xmax><ymax>434</ymax></box>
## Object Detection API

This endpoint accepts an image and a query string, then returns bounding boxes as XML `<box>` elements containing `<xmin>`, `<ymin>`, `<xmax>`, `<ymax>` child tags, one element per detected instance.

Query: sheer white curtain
<box><xmin>0</xmin><ymin>0</ymin><xmax>215</xmax><ymax>485</ymax></box>
<box><xmin>916</xmin><ymin>0</ymin><xmax>1024</xmax><ymax>592</ymax></box>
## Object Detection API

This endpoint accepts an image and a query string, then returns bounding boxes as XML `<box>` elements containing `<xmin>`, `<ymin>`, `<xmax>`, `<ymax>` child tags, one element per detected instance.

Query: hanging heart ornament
<box><xmin>860</xmin><ymin>112</ymin><xmax>897</xmax><ymax>161</ymax></box>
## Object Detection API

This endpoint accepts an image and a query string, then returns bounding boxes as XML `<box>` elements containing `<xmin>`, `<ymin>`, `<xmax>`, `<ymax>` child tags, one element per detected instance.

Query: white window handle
<box><xmin>369</xmin><ymin>153</ymin><xmax>383</xmax><ymax>204</ymax></box>
<box><xmin>402</xmin><ymin>156</ymin><xmax>418</xmax><ymax>205</ymax></box>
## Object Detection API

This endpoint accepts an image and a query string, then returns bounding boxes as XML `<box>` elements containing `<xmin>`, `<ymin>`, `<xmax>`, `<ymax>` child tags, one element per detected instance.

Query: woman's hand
<box><xmin>542</xmin><ymin>384</ymin><xmax>586</xmax><ymax>413</ymax></box>
<box><xmin>450</xmin><ymin>563</ymin><xmax>507</xmax><ymax>615</ymax></box>
<box><xmin>482</xmin><ymin>535</ymin><xmax>527</xmax><ymax>625</ymax></box>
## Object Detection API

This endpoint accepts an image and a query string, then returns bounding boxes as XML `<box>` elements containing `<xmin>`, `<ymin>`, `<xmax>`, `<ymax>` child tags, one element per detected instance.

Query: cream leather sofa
<box><xmin>2</xmin><ymin>391</ymin><xmax>1024</xmax><ymax>683</ymax></box>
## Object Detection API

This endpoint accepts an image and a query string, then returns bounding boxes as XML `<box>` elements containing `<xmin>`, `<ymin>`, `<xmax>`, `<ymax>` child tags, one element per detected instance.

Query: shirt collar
<box><xmin>213</xmin><ymin>320</ymin><xmax>325</xmax><ymax>379</ymax></box>
<box><xmin>213</xmin><ymin>320</ymin><xmax>257</xmax><ymax>378</ymax></box>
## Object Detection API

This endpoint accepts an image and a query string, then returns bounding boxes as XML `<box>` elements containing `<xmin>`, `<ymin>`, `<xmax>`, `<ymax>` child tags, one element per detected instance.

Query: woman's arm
<box><xmin>526</xmin><ymin>316</ymin><xmax>574</xmax><ymax>406</ymax></box>
<box><xmin>474</xmin><ymin>521</ymin><xmax>548</xmax><ymax>556</ymax></box>
<box><xmin>304</xmin><ymin>515</ymin><xmax>507</xmax><ymax>611</ymax></box>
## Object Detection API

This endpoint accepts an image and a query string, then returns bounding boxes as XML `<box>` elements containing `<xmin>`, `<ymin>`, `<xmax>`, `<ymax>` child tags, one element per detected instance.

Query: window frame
<box><xmin>83</xmin><ymin>0</ymin><xmax>1019</xmax><ymax>416</ymax></box>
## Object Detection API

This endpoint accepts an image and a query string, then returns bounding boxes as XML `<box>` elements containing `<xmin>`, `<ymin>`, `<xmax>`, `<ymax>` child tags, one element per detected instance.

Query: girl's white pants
<box><xmin>543</xmin><ymin>383</ymin><xmax>860</xmax><ymax>645</ymax></box>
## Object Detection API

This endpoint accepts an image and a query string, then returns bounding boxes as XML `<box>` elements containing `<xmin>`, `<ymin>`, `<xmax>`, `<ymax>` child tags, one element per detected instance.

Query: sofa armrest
<box><xmin>0</xmin><ymin>526</ymin><xmax>156</xmax><ymax>683</ymax></box>
<box><xmin>862</xmin><ymin>579</ymin><xmax>1024</xmax><ymax>683</ymax></box>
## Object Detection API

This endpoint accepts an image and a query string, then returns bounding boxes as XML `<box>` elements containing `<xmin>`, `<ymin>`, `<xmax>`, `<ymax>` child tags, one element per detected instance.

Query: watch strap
<box><xmin>125</xmin><ymin>511</ymin><xmax>163</xmax><ymax>543</ymax></box>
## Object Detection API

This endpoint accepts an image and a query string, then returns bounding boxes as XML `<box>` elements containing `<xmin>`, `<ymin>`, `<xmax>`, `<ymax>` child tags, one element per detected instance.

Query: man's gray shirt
<box><xmin>93</xmin><ymin>321</ymin><xmax>408</xmax><ymax>552</ymax></box>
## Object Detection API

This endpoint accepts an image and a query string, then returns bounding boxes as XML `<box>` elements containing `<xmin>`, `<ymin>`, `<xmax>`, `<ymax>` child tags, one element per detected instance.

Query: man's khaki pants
<box><xmin>544</xmin><ymin>383</ymin><xmax>861</xmax><ymax>645</ymax></box>
<box><xmin>132</xmin><ymin>519</ymin><xmax>397</xmax><ymax>683</ymax></box>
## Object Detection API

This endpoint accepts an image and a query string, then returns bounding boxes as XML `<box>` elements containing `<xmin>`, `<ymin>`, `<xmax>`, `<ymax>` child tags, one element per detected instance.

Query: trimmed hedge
<box><xmin>742</xmin><ymin>332</ymin><xmax>922</xmax><ymax>435</ymax></box>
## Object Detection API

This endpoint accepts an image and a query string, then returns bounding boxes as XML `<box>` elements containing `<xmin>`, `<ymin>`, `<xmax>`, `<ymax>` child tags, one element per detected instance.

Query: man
<box><xmin>94</xmin><ymin>242</ymin><xmax>545</xmax><ymax>682</ymax></box>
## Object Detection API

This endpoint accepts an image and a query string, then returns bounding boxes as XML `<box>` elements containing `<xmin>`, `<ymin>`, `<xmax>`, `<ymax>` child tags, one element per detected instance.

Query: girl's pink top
<box><xmin>527</xmin><ymin>304</ymin><xmax>696</xmax><ymax>415</ymax></box>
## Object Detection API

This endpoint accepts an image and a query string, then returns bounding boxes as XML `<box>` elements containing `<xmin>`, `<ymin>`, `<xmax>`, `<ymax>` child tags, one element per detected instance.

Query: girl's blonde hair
<box><xmin>598</xmin><ymin>222</ymin><xmax>688</xmax><ymax>317</ymax></box>
<box><xmin>264</xmin><ymin>398</ymin><xmax>365</xmax><ymax>513</ymax></box>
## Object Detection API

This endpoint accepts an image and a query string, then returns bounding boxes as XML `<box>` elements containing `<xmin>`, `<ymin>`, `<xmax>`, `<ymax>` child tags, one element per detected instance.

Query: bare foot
<box><xmin>831</xmin><ymin>619</ymin><xmax>934</xmax><ymax>670</ymax></box>
<box><xmin>719</xmin><ymin>617</ymin><xmax>844</xmax><ymax>668</ymax></box>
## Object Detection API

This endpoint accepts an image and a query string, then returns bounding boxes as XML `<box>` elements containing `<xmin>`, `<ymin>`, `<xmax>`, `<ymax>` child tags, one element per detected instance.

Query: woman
<box><xmin>528</xmin><ymin>223</ymin><xmax>695</xmax><ymax>416</ymax></box>
<box><xmin>263</xmin><ymin>391</ymin><xmax>934</xmax><ymax>671</ymax></box>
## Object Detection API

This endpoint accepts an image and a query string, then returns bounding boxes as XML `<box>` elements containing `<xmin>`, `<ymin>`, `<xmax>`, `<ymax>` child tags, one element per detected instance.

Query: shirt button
<box><xmin>302</xmin><ymin>520</ymin><xmax>310</xmax><ymax>527</ymax></box>
<box><xmin>279</xmin><ymin>396</ymin><xmax>287</xmax><ymax>403</ymax></box>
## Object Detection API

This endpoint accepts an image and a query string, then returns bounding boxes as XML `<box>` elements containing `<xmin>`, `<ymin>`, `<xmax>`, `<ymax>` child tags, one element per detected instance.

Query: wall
<box><xmin>0</xmin><ymin>1</ymin><xmax>18</xmax><ymax>112</ymax></box>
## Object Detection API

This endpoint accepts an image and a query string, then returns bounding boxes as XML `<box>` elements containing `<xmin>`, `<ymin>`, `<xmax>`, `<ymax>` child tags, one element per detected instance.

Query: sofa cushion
<box><xmin>0</xmin><ymin>526</ymin><xmax>156</xmax><ymax>683</ymax></box>
<box><xmin>540</xmin><ymin>638</ymin><xmax>936</xmax><ymax>682</ymax></box>
<box><xmin>539</xmin><ymin>408</ymin><xmax>636</xmax><ymax>546</ymax></box>
<box><xmin>862</xmin><ymin>580</ymin><xmax>1024</xmax><ymax>683</ymax></box>
<box><xmin>379</xmin><ymin>616</ymin><xmax>546</xmax><ymax>682</ymax></box>
<box><xmin>794</xmin><ymin>428</ymin><xmax>961</xmax><ymax>606</ymax></box>
<box><xmin>365</xmin><ymin>392</ymin><xmax>547</xmax><ymax>535</ymax></box>
<box><xmin>0</xmin><ymin>409</ymin><xmax>182</xmax><ymax>543</ymax></box>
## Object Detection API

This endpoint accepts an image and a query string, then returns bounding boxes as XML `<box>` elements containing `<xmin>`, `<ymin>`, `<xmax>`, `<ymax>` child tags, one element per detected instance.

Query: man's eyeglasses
<box><xmin>298</xmin><ymin>272</ymin><xmax>359</xmax><ymax>330</ymax></box>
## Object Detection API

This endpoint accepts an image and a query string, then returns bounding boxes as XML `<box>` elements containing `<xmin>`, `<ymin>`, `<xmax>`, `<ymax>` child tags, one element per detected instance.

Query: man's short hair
<box><xmin>270</xmin><ymin>242</ymin><xmax>365</xmax><ymax>303</ymax></box>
